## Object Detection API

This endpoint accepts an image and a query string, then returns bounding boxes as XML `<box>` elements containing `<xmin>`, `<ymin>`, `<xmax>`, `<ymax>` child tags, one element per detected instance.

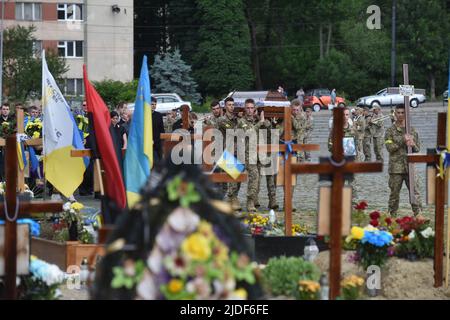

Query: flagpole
<box><xmin>42</xmin><ymin>49</ymin><xmax>47</xmax><ymax>200</ymax></box>
<box><xmin>445</xmin><ymin>53</ymin><xmax>450</xmax><ymax>288</ymax></box>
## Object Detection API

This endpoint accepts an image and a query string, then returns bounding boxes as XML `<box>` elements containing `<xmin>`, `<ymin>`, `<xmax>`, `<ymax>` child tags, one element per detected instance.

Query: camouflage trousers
<box><xmin>302</xmin><ymin>135</ymin><xmax>312</xmax><ymax>160</ymax></box>
<box><xmin>363</xmin><ymin>136</ymin><xmax>372</xmax><ymax>161</ymax></box>
<box><xmin>388</xmin><ymin>173</ymin><xmax>423</xmax><ymax>215</ymax></box>
<box><xmin>255</xmin><ymin>165</ymin><xmax>277</xmax><ymax>207</ymax></box>
<box><xmin>373</xmin><ymin>136</ymin><xmax>384</xmax><ymax>162</ymax></box>
<box><xmin>355</xmin><ymin>137</ymin><xmax>365</xmax><ymax>162</ymax></box>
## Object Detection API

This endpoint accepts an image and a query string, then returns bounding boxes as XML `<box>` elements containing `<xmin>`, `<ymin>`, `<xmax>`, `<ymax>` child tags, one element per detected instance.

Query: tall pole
<box><xmin>0</xmin><ymin>0</ymin><xmax>5</xmax><ymax>106</ymax></box>
<box><xmin>390</xmin><ymin>0</ymin><xmax>397</xmax><ymax>87</ymax></box>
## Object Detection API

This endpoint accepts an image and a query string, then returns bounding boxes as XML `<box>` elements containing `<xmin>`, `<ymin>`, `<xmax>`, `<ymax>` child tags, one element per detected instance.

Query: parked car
<box><xmin>444</xmin><ymin>90</ymin><xmax>448</xmax><ymax>104</ymax></box>
<box><xmin>356</xmin><ymin>88</ymin><xmax>426</xmax><ymax>108</ymax></box>
<box><xmin>219</xmin><ymin>91</ymin><xmax>290</xmax><ymax>107</ymax></box>
<box><xmin>127</xmin><ymin>93</ymin><xmax>192</xmax><ymax>113</ymax></box>
<box><xmin>303</xmin><ymin>88</ymin><xmax>346</xmax><ymax>112</ymax></box>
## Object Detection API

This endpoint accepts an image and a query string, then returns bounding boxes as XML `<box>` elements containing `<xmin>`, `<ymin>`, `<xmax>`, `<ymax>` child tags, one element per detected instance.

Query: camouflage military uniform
<box><xmin>363</xmin><ymin>113</ymin><xmax>373</xmax><ymax>161</ymax></box>
<box><xmin>203</xmin><ymin>113</ymin><xmax>221</xmax><ymax>128</ymax></box>
<box><xmin>164</xmin><ymin>115</ymin><xmax>179</xmax><ymax>133</ymax></box>
<box><xmin>236</xmin><ymin>114</ymin><xmax>271</xmax><ymax>211</ymax></box>
<box><xmin>385</xmin><ymin>124</ymin><xmax>422</xmax><ymax>215</ymax></box>
<box><xmin>328</xmin><ymin>123</ymin><xmax>359</xmax><ymax>200</ymax></box>
<box><xmin>217</xmin><ymin>112</ymin><xmax>241</xmax><ymax>209</ymax></box>
<box><xmin>302</xmin><ymin>115</ymin><xmax>314</xmax><ymax>161</ymax></box>
<box><xmin>353</xmin><ymin>115</ymin><xmax>365</xmax><ymax>162</ymax></box>
<box><xmin>370</xmin><ymin>112</ymin><xmax>385</xmax><ymax>162</ymax></box>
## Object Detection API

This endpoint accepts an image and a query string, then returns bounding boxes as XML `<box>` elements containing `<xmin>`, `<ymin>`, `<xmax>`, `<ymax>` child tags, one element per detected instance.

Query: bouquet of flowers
<box><xmin>19</xmin><ymin>256</ymin><xmax>65</xmax><ymax>300</ymax></box>
<box><xmin>340</xmin><ymin>275</ymin><xmax>364</xmax><ymax>300</ymax></box>
<box><xmin>394</xmin><ymin>216</ymin><xmax>434</xmax><ymax>260</ymax></box>
<box><xmin>0</xmin><ymin>120</ymin><xmax>16</xmax><ymax>138</ymax></box>
<box><xmin>297</xmin><ymin>280</ymin><xmax>320</xmax><ymax>300</ymax></box>
<box><xmin>111</xmin><ymin>208</ymin><xmax>256</xmax><ymax>300</ymax></box>
<box><xmin>25</xmin><ymin>118</ymin><xmax>43</xmax><ymax>139</ymax></box>
<box><xmin>0</xmin><ymin>182</ymin><xmax>34</xmax><ymax>198</ymax></box>
<box><xmin>348</xmin><ymin>226</ymin><xmax>393</xmax><ymax>269</ymax></box>
<box><xmin>242</xmin><ymin>213</ymin><xmax>309</xmax><ymax>236</ymax></box>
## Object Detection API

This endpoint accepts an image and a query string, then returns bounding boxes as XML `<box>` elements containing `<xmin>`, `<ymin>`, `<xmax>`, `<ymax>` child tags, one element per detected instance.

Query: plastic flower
<box><xmin>420</xmin><ymin>227</ymin><xmax>435</xmax><ymax>239</ymax></box>
<box><xmin>354</xmin><ymin>201</ymin><xmax>368</xmax><ymax>210</ymax></box>
<box><xmin>29</xmin><ymin>258</ymin><xmax>65</xmax><ymax>286</ymax></box>
<box><xmin>369</xmin><ymin>211</ymin><xmax>380</xmax><ymax>220</ymax></box>
<box><xmin>168</xmin><ymin>279</ymin><xmax>184</xmax><ymax>293</ymax></box>
<box><xmin>385</xmin><ymin>217</ymin><xmax>393</xmax><ymax>225</ymax></box>
<box><xmin>351</xmin><ymin>226</ymin><xmax>365</xmax><ymax>240</ymax></box>
<box><xmin>63</xmin><ymin>202</ymin><xmax>72</xmax><ymax>211</ymax></box>
<box><xmin>70</xmin><ymin>202</ymin><xmax>84</xmax><ymax>211</ymax></box>
<box><xmin>362</xmin><ymin>229</ymin><xmax>393</xmax><ymax>247</ymax></box>
<box><xmin>370</xmin><ymin>219</ymin><xmax>379</xmax><ymax>227</ymax></box>
<box><xmin>181</xmin><ymin>233</ymin><xmax>211</xmax><ymax>262</ymax></box>
<box><xmin>408</xmin><ymin>230</ymin><xmax>415</xmax><ymax>240</ymax></box>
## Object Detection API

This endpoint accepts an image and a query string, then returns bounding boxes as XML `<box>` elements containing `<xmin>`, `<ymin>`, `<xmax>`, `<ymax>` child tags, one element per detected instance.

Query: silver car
<box><xmin>357</xmin><ymin>88</ymin><xmax>426</xmax><ymax>108</ymax></box>
<box><xmin>127</xmin><ymin>93</ymin><xmax>192</xmax><ymax>114</ymax></box>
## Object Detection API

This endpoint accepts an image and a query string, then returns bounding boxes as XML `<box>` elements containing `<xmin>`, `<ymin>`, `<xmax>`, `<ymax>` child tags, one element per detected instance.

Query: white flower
<box><xmin>420</xmin><ymin>227</ymin><xmax>435</xmax><ymax>239</ymax></box>
<box><xmin>63</xmin><ymin>202</ymin><xmax>72</xmax><ymax>211</ymax></box>
<box><xmin>167</xmin><ymin>207</ymin><xmax>200</xmax><ymax>233</ymax></box>
<box><xmin>408</xmin><ymin>230</ymin><xmax>416</xmax><ymax>240</ymax></box>
<box><xmin>136</xmin><ymin>269</ymin><xmax>158</xmax><ymax>300</ymax></box>
<box><xmin>69</xmin><ymin>209</ymin><xmax>76</xmax><ymax>214</ymax></box>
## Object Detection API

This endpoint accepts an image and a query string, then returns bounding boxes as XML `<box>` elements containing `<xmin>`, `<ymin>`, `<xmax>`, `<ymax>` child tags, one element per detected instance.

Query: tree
<box><xmin>93</xmin><ymin>80</ymin><xmax>138</xmax><ymax>109</ymax></box>
<box><xmin>151</xmin><ymin>49</ymin><xmax>201</xmax><ymax>103</ymax></box>
<box><xmin>193</xmin><ymin>0</ymin><xmax>254</xmax><ymax>96</ymax></box>
<box><xmin>2</xmin><ymin>25</ymin><xmax>67</xmax><ymax>103</ymax></box>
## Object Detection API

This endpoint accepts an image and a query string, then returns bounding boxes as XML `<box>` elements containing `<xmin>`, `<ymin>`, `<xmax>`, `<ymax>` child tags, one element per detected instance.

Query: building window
<box><xmin>58</xmin><ymin>41</ymin><xmax>83</xmax><ymax>58</ymax></box>
<box><xmin>32</xmin><ymin>40</ymin><xmax>42</xmax><ymax>58</ymax></box>
<box><xmin>15</xmin><ymin>3</ymin><xmax>42</xmax><ymax>21</ymax></box>
<box><xmin>57</xmin><ymin>4</ymin><xmax>83</xmax><ymax>21</ymax></box>
<box><xmin>64</xmin><ymin>79</ymin><xmax>84</xmax><ymax>96</ymax></box>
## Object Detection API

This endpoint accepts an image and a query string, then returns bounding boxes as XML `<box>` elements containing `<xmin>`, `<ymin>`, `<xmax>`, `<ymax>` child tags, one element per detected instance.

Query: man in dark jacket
<box><xmin>151</xmin><ymin>97</ymin><xmax>165</xmax><ymax>161</ymax></box>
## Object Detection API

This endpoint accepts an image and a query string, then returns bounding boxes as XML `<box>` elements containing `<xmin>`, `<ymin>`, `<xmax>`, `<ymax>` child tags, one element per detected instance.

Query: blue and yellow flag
<box><xmin>124</xmin><ymin>55</ymin><xmax>153</xmax><ymax>207</ymax></box>
<box><xmin>447</xmin><ymin>54</ymin><xmax>450</xmax><ymax>150</ymax></box>
<box><xmin>217</xmin><ymin>150</ymin><xmax>245</xmax><ymax>180</ymax></box>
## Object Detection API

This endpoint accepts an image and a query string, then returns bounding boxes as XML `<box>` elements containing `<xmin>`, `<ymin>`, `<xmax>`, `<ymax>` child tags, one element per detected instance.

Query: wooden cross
<box><xmin>408</xmin><ymin>112</ymin><xmax>446</xmax><ymax>287</ymax></box>
<box><xmin>290</xmin><ymin>108</ymin><xmax>383</xmax><ymax>299</ymax></box>
<box><xmin>387</xmin><ymin>64</ymin><xmax>416</xmax><ymax>205</ymax></box>
<box><xmin>0</xmin><ymin>108</ymin><xmax>43</xmax><ymax>192</ymax></box>
<box><xmin>257</xmin><ymin>106</ymin><xmax>320</xmax><ymax>235</ymax></box>
<box><xmin>0</xmin><ymin>136</ymin><xmax>62</xmax><ymax>299</ymax></box>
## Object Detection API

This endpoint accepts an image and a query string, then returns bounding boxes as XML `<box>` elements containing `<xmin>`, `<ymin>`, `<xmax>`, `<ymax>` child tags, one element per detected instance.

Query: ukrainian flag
<box><xmin>217</xmin><ymin>150</ymin><xmax>245</xmax><ymax>180</ymax></box>
<box><xmin>124</xmin><ymin>55</ymin><xmax>153</xmax><ymax>207</ymax></box>
<box><xmin>17</xmin><ymin>140</ymin><xmax>27</xmax><ymax>171</ymax></box>
<box><xmin>42</xmin><ymin>50</ymin><xmax>87</xmax><ymax>197</ymax></box>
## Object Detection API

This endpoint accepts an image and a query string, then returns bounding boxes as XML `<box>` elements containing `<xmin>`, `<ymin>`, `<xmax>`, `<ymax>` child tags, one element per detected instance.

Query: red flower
<box><xmin>354</xmin><ymin>201</ymin><xmax>368</xmax><ymax>210</ymax></box>
<box><xmin>385</xmin><ymin>217</ymin><xmax>393</xmax><ymax>225</ymax></box>
<box><xmin>369</xmin><ymin>211</ymin><xmax>381</xmax><ymax>220</ymax></box>
<box><xmin>253</xmin><ymin>226</ymin><xmax>264</xmax><ymax>235</ymax></box>
<box><xmin>370</xmin><ymin>219</ymin><xmax>379</xmax><ymax>227</ymax></box>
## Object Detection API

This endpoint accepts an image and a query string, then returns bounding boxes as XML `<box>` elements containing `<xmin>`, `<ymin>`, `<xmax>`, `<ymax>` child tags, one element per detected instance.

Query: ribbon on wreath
<box><xmin>280</xmin><ymin>140</ymin><xmax>295</xmax><ymax>160</ymax></box>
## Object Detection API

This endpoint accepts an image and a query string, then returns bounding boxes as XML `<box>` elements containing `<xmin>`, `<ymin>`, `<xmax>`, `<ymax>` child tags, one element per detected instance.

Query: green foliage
<box><xmin>192</xmin><ymin>95</ymin><xmax>216</xmax><ymax>113</ymax></box>
<box><xmin>20</xmin><ymin>277</ymin><xmax>61</xmax><ymax>300</ymax></box>
<box><xmin>3</xmin><ymin>25</ymin><xmax>67</xmax><ymax>102</ymax></box>
<box><xmin>193</xmin><ymin>0</ymin><xmax>254</xmax><ymax>96</ymax></box>
<box><xmin>396</xmin><ymin>231</ymin><xmax>434</xmax><ymax>260</ymax></box>
<box><xmin>261</xmin><ymin>256</ymin><xmax>320</xmax><ymax>297</ymax></box>
<box><xmin>151</xmin><ymin>49</ymin><xmax>201</xmax><ymax>104</ymax></box>
<box><xmin>167</xmin><ymin>176</ymin><xmax>201</xmax><ymax>208</ymax></box>
<box><xmin>111</xmin><ymin>260</ymin><xmax>146</xmax><ymax>289</ymax></box>
<box><xmin>92</xmin><ymin>79</ymin><xmax>138</xmax><ymax>109</ymax></box>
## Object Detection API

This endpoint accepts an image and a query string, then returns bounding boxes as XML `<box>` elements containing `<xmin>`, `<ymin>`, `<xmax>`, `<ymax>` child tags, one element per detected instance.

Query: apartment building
<box><xmin>1</xmin><ymin>0</ymin><xmax>133</xmax><ymax>96</ymax></box>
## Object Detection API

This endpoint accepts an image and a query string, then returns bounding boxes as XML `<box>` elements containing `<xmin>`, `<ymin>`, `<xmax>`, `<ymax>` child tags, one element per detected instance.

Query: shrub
<box><xmin>261</xmin><ymin>256</ymin><xmax>320</xmax><ymax>297</ymax></box>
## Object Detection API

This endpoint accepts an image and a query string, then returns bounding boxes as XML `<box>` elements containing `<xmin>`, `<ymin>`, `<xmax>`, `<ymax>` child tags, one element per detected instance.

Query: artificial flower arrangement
<box><xmin>25</xmin><ymin>118</ymin><xmax>43</xmax><ymax>139</ymax></box>
<box><xmin>340</xmin><ymin>275</ymin><xmax>365</xmax><ymax>300</ymax></box>
<box><xmin>40</xmin><ymin>201</ymin><xmax>98</xmax><ymax>244</ymax></box>
<box><xmin>346</xmin><ymin>225</ymin><xmax>394</xmax><ymax>269</ymax></box>
<box><xmin>19</xmin><ymin>255</ymin><xmax>65</xmax><ymax>300</ymax></box>
<box><xmin>393</xmin><ymin>216</ymin><xmax>435</xmax><ymax>260</ymax></box>
<box><xmin>242</xmin><ymin>213</ymin><xmax>309</xmax><ymax>236</ymax></box>
<box><xmin>91</xmin><ymin>164</ymin><xmax>263</xmax><ymax>300</ymax></box>
<box><xmin>297</xmin><ymin>280</ymin><xmax>321</xmax><ymax>300</ymax></box>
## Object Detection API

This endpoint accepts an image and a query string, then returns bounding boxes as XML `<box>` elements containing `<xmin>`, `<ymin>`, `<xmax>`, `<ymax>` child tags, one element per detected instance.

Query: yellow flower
<box><xmin>341</xmin><ymin>275</ymin><xmax>364</xmax><ymax>288</ymax></box>
<box><xmin>351</xmin><ymin>226</ymin><xmax>364</xmax><ymax>240</ymax></box>
<box><xmin>181</xmin><ymin>233</ymin><xmax>211</xmax><ymax>261</ymax></box>
<box><xmin>32</xmin><ymin>131</ymin><xmax>40</xmax><ymax>138</ymax></box>
<box><xmin>299</xmin><ymin>280</ymin><xmax>320</xmax><ymax>292</ymax></box>
<box><xmin>168</xmin><ymin>279</ymin><xmax>183</xmax><ymax>293</ymax></box>
<box><xmin>232</xmin><ymin>288</ymin><xmax>248</xmax><ymax>299</ymax></box>
<box><xmin>198</xmin><ymin>220</ymin><xmax>214</xmax><ymax>237</ymax></box>
<box><xmin>70</xmin><ymin>202</ymin><xmax>84</xmax><ymax>211</ymax></box>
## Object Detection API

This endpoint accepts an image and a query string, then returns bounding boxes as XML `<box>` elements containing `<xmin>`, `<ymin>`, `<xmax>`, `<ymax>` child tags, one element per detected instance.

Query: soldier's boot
<box><xmin>247</xmin><ymin>199</ymin><xmax>257</xmax><ymax>212</ymax></box>
<box><xmin>255</xmin><ymin>201</ymin><xmax>261</xmax><ymax>208</ymax></box>
<box><xmin>230</xmin><ymin>197</ymin><xmax>241</xmax><ymax>211</ymax></box>
<box><xmin>269</xmin><ymin>198</ymin><xmax>278</xmax><ymax>210</ymax></box>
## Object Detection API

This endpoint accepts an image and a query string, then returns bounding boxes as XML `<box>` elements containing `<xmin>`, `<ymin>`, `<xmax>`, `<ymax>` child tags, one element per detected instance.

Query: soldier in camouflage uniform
<box><xmin>328</xmin><ymin>107</ymin><xmax>359</xmax><ymax>200</ymax></box>
<box><xmin>217</xmin><ymin>97</ymin><xmax>241</xmax><ymax>210</ymax></box>
<box><xmin>203</xmin><ymin>100</ymin><xmax>222</xmax><ymax>127</ymax></box>
<box><xmin>236</xmin><ymin>99</ymin><xmax>271</xmax><ymax>212</ymax></box>
<box><xmin>363</xmin><ymin>107</ymin><xmax>373</xmax><ymax>161</ymax></box>
<box><xmin>302</xmin><ymin>107</ymin><xmax>314</xmax><ymax>161</ymax></box>
<box><xmin>385</xmin><ymin>104</ymin><xmax>422</xmax><ymax>216</ymax></box>
<box><xmin>353</xmin><ymin>107</ymin><xmax>366</xmax><ymax>162</ymax></box>
<box><xmin>370</xmin><ymin>106</ymin><xmax>385</xmax><ymax>162</ymax></box>
<box><xmin>164</xmin><ymin>109</ymin><xmax>180</xmax><ymax>133</ymax></box>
